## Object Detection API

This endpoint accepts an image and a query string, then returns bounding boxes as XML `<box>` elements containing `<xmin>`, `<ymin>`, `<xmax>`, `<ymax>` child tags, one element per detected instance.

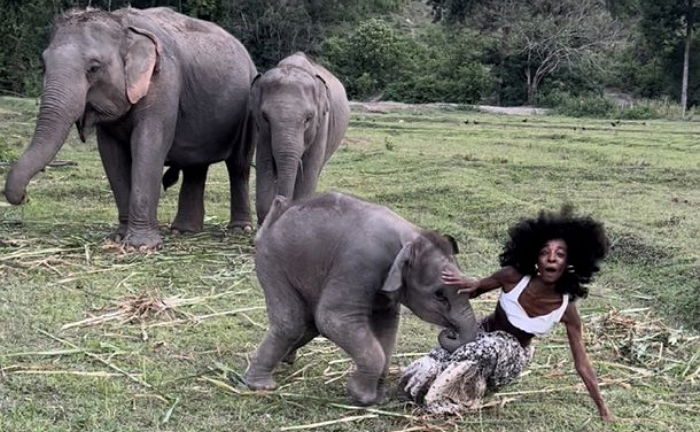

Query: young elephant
<box><xmin>245</xmin><ymin>193</ymin><xmax>479</xmax><ymax>405</ymax></box>
<box><xmin>251</xmin><ymin>52</ymin><xmax>350</xmax><ymax>224</ymax></box>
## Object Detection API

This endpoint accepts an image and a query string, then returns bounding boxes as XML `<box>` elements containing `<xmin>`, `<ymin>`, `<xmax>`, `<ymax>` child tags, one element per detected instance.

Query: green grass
<box><xmin>1</xmin><ymin>98</ymin><xmax>699</xmax><ymax>431</ymax></box>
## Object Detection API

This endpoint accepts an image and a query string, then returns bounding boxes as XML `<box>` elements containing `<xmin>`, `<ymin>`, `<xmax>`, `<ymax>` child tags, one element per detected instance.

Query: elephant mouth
<box><xmin>441</xmin><ymin>328</ymin><xmax>459</xmax><ymax>342</ymax></box>
<box><xmin>438</xmin><ymin>324</ymin><xmax>477</xmax><ymax>353</ymax></box>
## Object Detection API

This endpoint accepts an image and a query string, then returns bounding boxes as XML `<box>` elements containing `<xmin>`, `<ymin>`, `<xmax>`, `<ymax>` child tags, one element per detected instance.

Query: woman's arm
<box><xmin>441</xmin><ymin>266</ymin><xmax>520</xmax><ymax>298</ymax></box>
<box><xmin>562</xmin><ymin>303</ymin><xmax>612</xmax><ymax>421</ymax></box>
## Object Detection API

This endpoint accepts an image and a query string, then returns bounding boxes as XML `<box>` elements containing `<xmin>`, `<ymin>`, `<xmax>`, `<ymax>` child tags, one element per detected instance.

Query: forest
<box><xmin>0</xmin><ymin>0</ymin><xmax>698</xmax><ymax>118</ymax></box>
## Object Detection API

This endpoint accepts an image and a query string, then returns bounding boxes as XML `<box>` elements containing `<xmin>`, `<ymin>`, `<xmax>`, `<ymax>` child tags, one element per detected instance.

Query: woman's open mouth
<box><xmin>543</xmin><ymin>266</ymin><xmax>558</xmax><ymax>275</ymax></box>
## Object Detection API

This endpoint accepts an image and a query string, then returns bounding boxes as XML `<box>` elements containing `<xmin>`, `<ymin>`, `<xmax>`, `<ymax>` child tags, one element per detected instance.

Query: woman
<box><xmin>400</xmin><ymin>206</ymin><xmax>612</xmax><ymax>420</ymax></box>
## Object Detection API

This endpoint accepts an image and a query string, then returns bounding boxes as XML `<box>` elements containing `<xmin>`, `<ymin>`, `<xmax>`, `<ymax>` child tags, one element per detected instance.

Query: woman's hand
<box><xmin>441</xmin><ymin>267</ymin><xmax>479</xmax><ymax>296</ymax></box>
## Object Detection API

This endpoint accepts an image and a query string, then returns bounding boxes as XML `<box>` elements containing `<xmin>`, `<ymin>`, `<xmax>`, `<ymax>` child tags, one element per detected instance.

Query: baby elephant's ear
<box><xmin>444</xmin><ymin>234</ymin><xmax>459</xmax><ymax>255</ymax></box>
<box><xmin>381</xmin><ymin>242</ymin><xmax>413</xmax><ymax>292</ymax></box>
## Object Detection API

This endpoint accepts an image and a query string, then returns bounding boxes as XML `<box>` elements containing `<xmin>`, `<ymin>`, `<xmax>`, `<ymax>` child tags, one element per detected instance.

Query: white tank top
<box><xmin>498</xmin><ymin>275</ymin><xmax>569</xmax><ymax>337</ymax></box>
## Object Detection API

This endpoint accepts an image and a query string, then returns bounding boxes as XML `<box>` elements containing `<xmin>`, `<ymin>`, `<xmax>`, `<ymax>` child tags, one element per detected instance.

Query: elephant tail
<box><xmin>162</xmin><ymin>166</ymin><xmax>181</xmax><ymax>191</ymax></box>
<box><xmin>255</xmin><ymin>195</ymin><xmax>291</xmax><ymax>243</ymax></box>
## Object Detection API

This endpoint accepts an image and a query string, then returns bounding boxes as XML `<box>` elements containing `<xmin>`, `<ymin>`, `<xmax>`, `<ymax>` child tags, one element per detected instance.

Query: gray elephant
<box><xmin>245</xmin><ymin>193</ymin><xmax>479</xmax><ymax>405</ymax></box>
<box><xmin>3</xmin><ymin>7</ymin><xmax>257</xmax><ymax>249</ymax></box>
<box><xmin>251</xmin><ymin>52</ymin><xmax>350</xmax><ymax>224</ymax></box>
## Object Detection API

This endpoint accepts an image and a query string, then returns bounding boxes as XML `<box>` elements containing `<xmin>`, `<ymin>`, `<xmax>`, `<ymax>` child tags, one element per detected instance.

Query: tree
<box><xmin>322</xmin><ymin>18</ymin><xmax>412</xmax><ymax>99</ymax></box>
<box><xmin>426</xmin><ymin>0</ymin><xmax>479</xmax><ymax>23</ymax></box>
<box><xmin>639</xmin><ymin>0</ymin><xmax>698</xmax><ymax>117</ymax></box>
<box><xmin>0</xmin><ymin>0</ymin><xmax>407</xmax><ymax>96</ymax></box>
<box><xmin>430</xmin><ymin>0</ymin><xmax>622</xmax><ymax>105</ymax></box>
<box><xmin>508</xmin><ymin>0</ymin><xmax>622</xmax><ymax>105</ymax></box>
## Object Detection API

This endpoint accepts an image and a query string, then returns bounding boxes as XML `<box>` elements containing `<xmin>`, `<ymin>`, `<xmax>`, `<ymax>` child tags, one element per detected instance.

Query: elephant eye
<box><xmin>434</xmin><ymin>289</ymin><xmax>448</xmax><ymax>303</ymax></box>
<box><xmin>87</xmin><ymin>63</ymin><xmax>101</xmax><ymax>74</ymax></box>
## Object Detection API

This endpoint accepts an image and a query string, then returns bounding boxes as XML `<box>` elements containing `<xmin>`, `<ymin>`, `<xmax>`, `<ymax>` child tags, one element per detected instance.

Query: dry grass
<box><xmin>1</xmin><ymin>97</ymin><xmax>699</xmax><ymax>431</ymax></box>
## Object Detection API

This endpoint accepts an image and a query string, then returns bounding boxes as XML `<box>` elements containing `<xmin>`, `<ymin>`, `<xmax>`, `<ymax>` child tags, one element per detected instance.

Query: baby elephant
<box><xmin>251</xmin><ymin>52</ymin><xmax>350</xmax><ymax>224</ymax></box>
<box><xmin>245</xmin><ymin>193</ymin><xmax>479</xmax><ymax>405</ymax></box>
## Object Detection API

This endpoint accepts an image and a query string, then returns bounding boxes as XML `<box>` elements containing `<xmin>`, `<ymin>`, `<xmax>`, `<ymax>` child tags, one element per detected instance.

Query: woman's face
<box><xmin>537</xmin><ymin>238</ymin><xmax>568</xmax><ymax>283</ymax></box>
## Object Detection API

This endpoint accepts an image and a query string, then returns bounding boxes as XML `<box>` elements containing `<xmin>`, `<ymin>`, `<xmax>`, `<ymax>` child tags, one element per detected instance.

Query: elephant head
<box><xmin>250</xmin><ymin>64</ymin><xmax>329</xmax><ymax>200</ymax></box>
<box><xmin>381</xmin><ymin>231</ymin><xmax>479</xmax><ymax>353</ymax></box>
<box><xmin>4</xmin><ymin>9</ymin><xmax>159</xmax><ymax>204</ymax></box>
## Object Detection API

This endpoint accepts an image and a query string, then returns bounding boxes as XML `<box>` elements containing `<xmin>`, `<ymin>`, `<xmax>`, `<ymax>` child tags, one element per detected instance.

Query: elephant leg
<box><xmin>124</xmin><ymin>117</ymin><xmax>175</xmax><ymax>250</ymax></box>
<box><xmin>97</xmin><ymin>128</ymin><xmax>131</xmax><ymax>241</ymax></box>
<box><xmin>315</xmin><ymin>297</ymin><xmax>386</xmax><ymax>405</ymax></box>
<box><xmin>226</xmin><ymin>159</ymin><xmax>252</xmax><ymax>230</ymax></box>
<box><xmin>245</xmin><ymin>321</ymin><xmax>316</xmax><ymax>390</ymax></box>
<box><xmin>281</xmin><ymin>326</ymin><xmax>319</xmax><ymax>365</ymax></box>
<box><xmin>245</xmin><ymin>266</ymin><xmax>313</xmax><ymax>390</ymax></box>
<box><xmin>370</xmin><ymin>305</ymin><xmax>400</xmax><ymax>378</ymax></box>
<box><xmin>171</xmin><ymin>165</ymin><xmax>208</xmax><ymax>234</ymax></box>
<box><xmin>226</xmin><ymin>121</ymin><xmax>255</xmax><ymax>230</ymax></box>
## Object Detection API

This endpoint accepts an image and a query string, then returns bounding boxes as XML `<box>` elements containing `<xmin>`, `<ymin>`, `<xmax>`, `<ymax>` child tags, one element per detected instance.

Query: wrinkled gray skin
<box><xmin>3</xmin><ymin>8</ymin><xmax>257</xmax><ymax>249</ymax></box>
<box><xmin>251</xmin><ymin>52</ymin><xmax>349</xmax><ymax>224</ymax></box>
<box><xmin>245</xmin><ymin>193</ymin><xmax>479</xmax><ymax>405</ymax></box>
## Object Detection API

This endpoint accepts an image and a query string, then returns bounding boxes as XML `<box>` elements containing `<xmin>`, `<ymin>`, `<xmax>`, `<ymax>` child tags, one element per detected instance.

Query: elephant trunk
<box><xmin>438</xmin><ymin>300</ymin><xmax>479</xmax><ymax>353</ymax></box>
<box><xmin>271</xmin><ymin>125</ymin><xmax>303</xmax><ymax>199</ymax></box>
<box><xmin>4</xmin><ymin>69</ymin><xmax>87</xmax><ymax>204</ymax></box>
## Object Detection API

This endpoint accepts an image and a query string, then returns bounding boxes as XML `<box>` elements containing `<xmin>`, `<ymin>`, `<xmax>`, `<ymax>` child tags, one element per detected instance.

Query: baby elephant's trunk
<box><xmin>438</xmin><ymin>305</ymin><xmax>479</xmax><ymax>353</ymax></box>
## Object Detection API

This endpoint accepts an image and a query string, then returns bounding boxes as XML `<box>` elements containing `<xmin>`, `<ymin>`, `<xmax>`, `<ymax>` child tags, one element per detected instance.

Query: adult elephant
<box><xmin>3</xmin><ymin>7</ymin><xmax>257</xmax><ymax>249</ymax></box>
<box><xmin>251</xmin><ymin>52</ymin><xmax>350</xmax><ymax>224</ymax></box>
<box><xmin>246</xmin><ymin>193</ymin><xmax>479</xmax><ymax>405</ymax></box>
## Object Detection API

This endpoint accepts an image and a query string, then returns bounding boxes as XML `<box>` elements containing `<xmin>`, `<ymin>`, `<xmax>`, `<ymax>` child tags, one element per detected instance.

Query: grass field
<box><xmin>1</xmin><ymin>97</ymin><xmax>699</xmax><ymax>431</ymax></box>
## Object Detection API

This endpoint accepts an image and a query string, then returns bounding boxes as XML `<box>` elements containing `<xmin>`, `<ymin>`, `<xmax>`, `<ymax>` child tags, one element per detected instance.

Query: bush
<box><xmin>537</xmin><ymin>89</ymin><xmax>573</xmax><ymax>108</ymax></box>
<box><xmin>384</xmin><ymin>63</ymin><xmax>492</xmax><ymax>103</ymax></box>
<box><xmin>616</xmin><ymin>105</ymin><xmax>658</xmax><ymax>120</ymax></box>
<box><xmin>550</xmin><ymin>93</ymin><xmax>693</xmax><ymax>119</ymax></box>
<box><xmin>321</xmin><ymin>22</ymin><xmax>493</xmax><ymax>103</ymax></box>
<box><xmin>321</xmin><ymin>19</ymin><xmax>413</xmax><ymax>99</ymax></box>
<box><xmin>628</xmin><ymin>97</ymin><xmax>693</xmax><ymax>120</ymax></box>
<box><xmin>554</xmin><ymin>95</ymin><xmax>616</xmax><ymax>117</ymax></box>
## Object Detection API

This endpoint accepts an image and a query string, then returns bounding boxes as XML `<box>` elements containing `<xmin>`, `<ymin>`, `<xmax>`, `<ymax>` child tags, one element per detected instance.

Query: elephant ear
<box><xmin>444</xmin><ymin>234</ymin><xmax>460</xmax><ymax>254</ymax></box>
<box><xmin>124</xmin><ymin>26</ymin><xmax>160</xmax><ymax>105</ymax></box>
<box><xmin>250</xmin><ymin>73</ymin><xmax>262</xmax><ymax>118</ymax></box>
<box><xmin>315</xmin><ymin>74</ymin><xmax>330</xmax><ymax>115</ymax></box>
<box><xmin>381</xmin><ymin>241</ymin><xmax>414</xmax><ymax>292</ymax></box>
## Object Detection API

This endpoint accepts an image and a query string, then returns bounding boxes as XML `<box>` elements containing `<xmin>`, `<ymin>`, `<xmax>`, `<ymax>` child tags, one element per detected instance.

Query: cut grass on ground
<box><xmin>1</xmin><ymin>97</ymin><xmax>699</xmax><ymax>431</ymax></box>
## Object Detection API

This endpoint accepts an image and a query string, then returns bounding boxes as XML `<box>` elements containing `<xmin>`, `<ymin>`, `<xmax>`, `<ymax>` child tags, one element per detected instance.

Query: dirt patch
<box><xmin>341</xmin><ymin>136</ymin><xmax>373</xmax><ymax>149</ymax></box>
<box><xmin>608</xmin><ymin>231</ymin><xmax>669</xmax><ymax>265</ymax></box>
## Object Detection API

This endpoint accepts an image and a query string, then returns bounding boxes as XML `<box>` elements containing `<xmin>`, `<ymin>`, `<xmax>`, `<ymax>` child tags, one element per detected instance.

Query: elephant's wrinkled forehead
<box><xmin>414</xmin><ymin>247</ymin><xmax>454</xmax><ymax>284</ymax></box>
<box><xmin>50</xmin><ymin>18</ymin><xmax>122</xmax><ymax>50</ymax></box>
<box><xmin>261</xmin><ymin>67</ymin><xmax>316</xmax><ymax>91</ymax></box>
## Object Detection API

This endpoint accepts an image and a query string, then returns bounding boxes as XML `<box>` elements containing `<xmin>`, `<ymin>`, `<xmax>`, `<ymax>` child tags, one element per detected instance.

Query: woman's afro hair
<box><xmin>498</xmin><ymin>204</ymin><xmax>610</xmax><ymax>300</ymax></box>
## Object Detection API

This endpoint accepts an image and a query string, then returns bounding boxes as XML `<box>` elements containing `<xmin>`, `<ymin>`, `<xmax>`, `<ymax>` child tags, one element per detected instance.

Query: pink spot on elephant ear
<box><xmin>124</xmin><ymin>27</ymin><xmax>160</xmax><ymax>104</ymax></box>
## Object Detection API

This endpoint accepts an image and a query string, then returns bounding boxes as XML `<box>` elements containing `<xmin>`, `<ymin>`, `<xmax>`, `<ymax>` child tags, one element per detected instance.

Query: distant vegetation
<box><xmin>1</xmin><ymin>1</ymin><xmax>699</xmax><ymax>113</ymax></box>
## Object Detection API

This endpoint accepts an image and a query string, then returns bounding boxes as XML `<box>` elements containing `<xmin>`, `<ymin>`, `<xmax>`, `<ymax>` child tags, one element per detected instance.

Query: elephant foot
<box><xmin>122</xmin><ymin>229</ymin><xmax>163</xmax><ymax>252</ymax></box>
<box><xmin>281</xmin><ymin>350</ymin><xmax>297</xmax><ymax>365</ymax></box>
<box><xmin>170</xmin><ymin>223</ymin><xmax>203</xmax><ymax>236</ymax></box>
<box><xmin>347</xmin><ymin>375</ymin><xmax>385</xmax><ymax>406</ymax></box>
<box><xmin>244</xmin><ymin>370</ymin><xmax>277</xmax><ymax>391</ymax></box>
<box><xmin>228</xmin><ymin>220</ymin><xmax>253</xmax><ymax>233</ymax></box>
<box><xmin>108</xmin><ymin>224</ymin><xmax>128</xmax><ymax>242</ymax></box>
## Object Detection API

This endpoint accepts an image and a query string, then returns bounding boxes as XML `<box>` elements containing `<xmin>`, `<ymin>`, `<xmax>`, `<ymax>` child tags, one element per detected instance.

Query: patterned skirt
<box><xmin>400</xmin><ymin>330</ymin><xmax>533</xmax><ymax>415</ymax></box>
